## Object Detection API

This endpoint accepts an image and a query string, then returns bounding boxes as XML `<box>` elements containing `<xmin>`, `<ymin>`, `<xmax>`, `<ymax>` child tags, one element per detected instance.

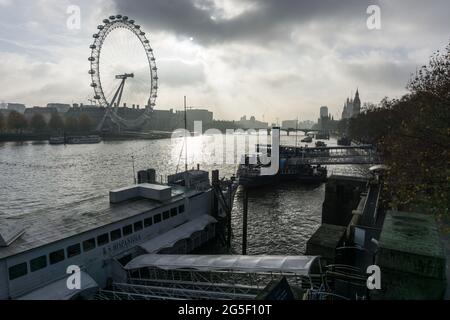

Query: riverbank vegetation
<box><xmin>0</xmin><ymin>111</ymin><xmax>94</xmax><ymax>137</ymax></box>
<box><xmin>343</xmin><ymin>43</ymin><xmax>450</xmax><ymax>217</ymax></box>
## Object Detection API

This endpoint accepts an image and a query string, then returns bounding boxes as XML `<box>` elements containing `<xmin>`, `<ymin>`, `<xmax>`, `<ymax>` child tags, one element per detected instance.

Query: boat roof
<box><xmin>17</xmin><ymin>271</ymin><xmax>98</xmax><ymax>300</ymax></box>
<box><xmin>0</xmin><ymin>184</ymin><xmax>200</xmax><ymax>260</ymax></box>
<box><xmin>139</xmin><ymin>215</ymin><xmax>217</xmax><ymax>253</ymax></box>
<box><xmin>125</xmin><ymin>254</ymin><xmax>320</xmax><ymax>276</ymax></box>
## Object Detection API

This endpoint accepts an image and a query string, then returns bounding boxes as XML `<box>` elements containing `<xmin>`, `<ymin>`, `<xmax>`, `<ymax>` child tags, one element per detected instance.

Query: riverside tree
<box><xmin>0</xmin><ymin>112</ymin><xmax>4</xmax><ymax>132</ymax></box>
<box><xmin>65</xmin><ymin>116</ymin><xmax>79</xmax><ymax>133</ymax></box>
<box><xmin>7</xmin><ymin>111</ymin><xmax>28</xmax><ymax>133</ymax></box>
<box><xmin>30</xmin><ymin>113</ymin><xmax>47</xmax><ymax>132</ymax></box>
<box><xmin>48</xmin><ymin>112</ymin><xmax>64</xmax><ymax>133</ymax></box>
<box><xmin>345</xmin><ymin>43</ymin><xmax>450</xmax><ymax>216</ymax></box>
<box><xmin>78</xmin><ymin>113</ymin><xmax>93</xmax><ymax>132</ymax></box>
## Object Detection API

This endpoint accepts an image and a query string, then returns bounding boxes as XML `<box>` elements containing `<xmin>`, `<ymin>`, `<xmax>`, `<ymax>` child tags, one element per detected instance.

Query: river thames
<box><xmin>0</xmin><ymin>134</ymin><xmax>366</xmax><ymax>255</ymax></box>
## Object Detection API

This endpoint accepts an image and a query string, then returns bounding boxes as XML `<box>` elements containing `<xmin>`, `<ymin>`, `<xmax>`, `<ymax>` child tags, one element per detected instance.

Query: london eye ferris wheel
<box><xmin>88</xmin><ymin>14</ymin><xmax>158</xmax><ymax>128</ymax></box>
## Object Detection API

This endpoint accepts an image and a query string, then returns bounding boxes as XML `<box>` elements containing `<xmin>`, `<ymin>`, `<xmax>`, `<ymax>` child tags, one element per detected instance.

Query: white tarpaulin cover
<box><xmin>18</xmin><ymin>271</ymin><xmax>98</xmax><ymax>300</ymax></box>
<box><xmin>125</xmin><ymin>254</ymin><xmax>319</xmax><ymax>275</ymax></box>
<box><xmin>139</xmin><ymin>215</ymin><xmax>217</xmax><ymax>253</ymax></box>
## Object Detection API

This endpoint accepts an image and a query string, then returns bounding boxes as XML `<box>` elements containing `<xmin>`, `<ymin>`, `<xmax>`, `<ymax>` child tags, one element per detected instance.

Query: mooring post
<box><xmin>227</xmin><ymin>183</ymin><xmax>232</xmax><ymax>249</ymax></box>
<box><xmin>242</xmin><ymin>187</ymin><xmax>248</xmax><ymax>255</ymax></box>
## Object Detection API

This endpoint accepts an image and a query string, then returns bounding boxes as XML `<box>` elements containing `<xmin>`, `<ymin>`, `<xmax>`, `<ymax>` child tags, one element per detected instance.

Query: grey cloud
<box><xmin>340</xmin><ymin>60</ymin><xmax>416</xmax><ymax>90</ymax></box>
<box><xmin>158</xmin><ymin>59</ymin><xmax>206</xmax><ymax>87</ymax></box>
<box><xmin>112</xmin><ymin>0</ymin><xmax>379</xmax><ymax>46</ymax></box>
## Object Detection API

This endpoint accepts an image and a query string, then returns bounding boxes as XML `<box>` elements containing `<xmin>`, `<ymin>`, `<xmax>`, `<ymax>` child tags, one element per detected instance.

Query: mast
<box><xmin>184</xmin><ymin>96</ymin><xmax>188</xmax><ymax>172</ymax></box>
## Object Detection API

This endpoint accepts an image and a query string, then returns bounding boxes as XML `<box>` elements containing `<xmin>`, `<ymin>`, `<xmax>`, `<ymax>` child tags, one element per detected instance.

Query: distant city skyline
<box><xmin>1</xmin><ymin>1</ymin><xmax>450</xmax><ymax>122</ymax></box>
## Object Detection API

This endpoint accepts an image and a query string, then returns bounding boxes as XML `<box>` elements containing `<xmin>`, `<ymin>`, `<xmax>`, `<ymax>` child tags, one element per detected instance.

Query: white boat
<box><xmin>66</xmin><ymin>135</ymin><xmax>101</xmax><ymax>144</ymax></box>
<box><xmin>49</xmin><ymin>137</ymin><xmax>65</xmax><ymax>145</ymax></box>
<box><xmin>0</xmin><ymin>169</ymin><xmax>225</xmax><ymax>300</ymax></box>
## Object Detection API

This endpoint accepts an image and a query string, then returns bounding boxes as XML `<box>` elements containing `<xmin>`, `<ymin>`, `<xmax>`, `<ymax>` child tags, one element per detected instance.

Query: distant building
<box><xmin>24</xmin><ymin>107</ymin><xmax>57</xmax><ymax>123</ymax></box>
<box><xmin>320</xmin><ymin>106</ymin><xmax>329</xmax><ymax>118</ymax></box>
<box><xmin>6</xmin><ymin>103</ymin><xmax>26</xmax><ymax>113</ymax></box>
<box><xmin>0</xmin><ymin>102</ymin><xmax>7</xmax><ymax>109</ymax></box>
<box><xmin>318</xmin><ymin>106</ymin><xmax>331</xmax><ymax>131</ymax></box>
<box><xmin>47</xmin><ymin>103</ymin><xmax>71</xmax><ymax>113</ymax></box>
<box><xmin>281</xmin><ymin>120</ymin><xmax>298</xmax><ymax>129</ymax></box>
<box><xmin>175</xmin><ymin>108</ymin><xmax>214</xmax><ymax>131</ymax></box>
<box><xmin>298</xmin><ymin>120</ymin><xmax>315</xmax><ymax>129</ymax></box>
<box><xmin>341</xmin><ymin>89</ymin><xmax>361</xmax><ymax>119</ymax></box>
<box><xmin>238</xmin><ymin>115</ymin><xmax>268</xmax><ymax>130</ymax></box>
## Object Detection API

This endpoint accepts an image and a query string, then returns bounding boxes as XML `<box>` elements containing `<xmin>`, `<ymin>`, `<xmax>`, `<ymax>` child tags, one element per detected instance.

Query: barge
<box><xmin>237</xmin><ymin>143</ymin><xmax>327</xmax><ymax>188</ymax></box>
<box><xmin>0</xmin><ymin>169</ymin><xmax>228</xmax><ymax>299</ymax></box>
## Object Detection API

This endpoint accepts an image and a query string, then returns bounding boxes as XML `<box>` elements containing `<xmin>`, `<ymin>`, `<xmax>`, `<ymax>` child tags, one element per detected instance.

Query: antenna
<box><xmin>295</xmin><ymin>116</ymin><xmax>299</xmax><ymax>149</ymax></box>
<box><xmin>184</xmin><ymin>96</ymin><xmax>188</xmax><ymax>172</ymax></box>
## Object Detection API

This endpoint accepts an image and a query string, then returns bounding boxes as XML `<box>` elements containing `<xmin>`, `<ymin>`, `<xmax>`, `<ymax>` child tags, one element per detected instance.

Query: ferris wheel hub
<box><xmin>115</xmin><ymin>73</ymin><xmax>134</xmax><ymax>80</ymax></box>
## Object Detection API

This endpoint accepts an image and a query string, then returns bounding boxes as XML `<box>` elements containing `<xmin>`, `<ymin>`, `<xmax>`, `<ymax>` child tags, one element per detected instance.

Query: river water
<box><xmin>0</xmin><ymin>134</ymin><xmax>366</xmax><ymax>255</ymax></box>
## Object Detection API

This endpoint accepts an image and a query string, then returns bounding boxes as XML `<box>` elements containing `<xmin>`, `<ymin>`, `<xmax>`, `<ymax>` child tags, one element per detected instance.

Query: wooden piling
<box><xmin>242</xmin><ymin>187</ymin><xmax>248</xmax><ymax>255</ymax></box>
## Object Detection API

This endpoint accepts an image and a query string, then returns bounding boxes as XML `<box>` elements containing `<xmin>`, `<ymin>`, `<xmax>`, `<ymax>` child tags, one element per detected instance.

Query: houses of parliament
<box><xmin>341</xmin><ymin>89</ymin><xmax>361</xmax><ymax>119</ymax></box>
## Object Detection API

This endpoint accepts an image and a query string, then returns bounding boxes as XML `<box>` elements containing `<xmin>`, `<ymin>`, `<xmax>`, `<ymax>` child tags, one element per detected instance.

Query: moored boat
<box><xmin>66</xmin><ymin>135</ymin><xmax>102</xmax><ymax>144</ymax></box>
<box><xmin>337</xmin><ymin>136</ymin><xmax>351</xmax><ymax>146</ymax></box>
<box><xmin>49</xmin><ymin>136</ymin><xmax>65</xmax><ymax>145</ymax></box>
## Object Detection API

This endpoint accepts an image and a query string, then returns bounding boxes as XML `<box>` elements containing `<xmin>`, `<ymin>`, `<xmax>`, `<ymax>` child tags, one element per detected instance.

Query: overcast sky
<box><xmin>0</xmin><ymin>0</ymin><xmax>449</xmax><ymax>122</ymax></box>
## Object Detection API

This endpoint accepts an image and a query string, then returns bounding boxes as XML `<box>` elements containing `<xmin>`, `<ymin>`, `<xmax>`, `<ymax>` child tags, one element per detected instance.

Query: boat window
<box><xmin>154</xmin><ymin>213</ymin><xmax>162</xmax><ymax>223</ymax></box>
<box><xmin>178</xmin><ymin>205</ymin><xmax>185</xmax><ymax>214</ymax></box>
<box><xmin>67</xmin><ymin>243</ymin><xmax>81</xmax><ymax>258</ymax></box>
<box><xmin>82</xmin><ymin>238</ymin><xmax>96</xmax><ymax>252</ymax></box>
<box><xmin>97</xmin><ymin>233</ymin><xmax>109</xmax><ymax>246</ymax></box>
<box><xmin>49</xmin><ymin>249</ymin><xmax>65</xmax><ymax>265</ymax></box>
<box><xmin>163</xmin><ymin>210</ymin><xmax>170</xmax><ymax>220</ymax></box>
<box><xmin>144</xmin><ymin>217</ymin><xmax>153</xmax><ymax>227</ymax></box>
<box><xmin>8</xmin><ymin>262</ymin><xmax>28</xmax><ymax>280</ymax></box>
<box><xmin>134</xmin><ymin>221</ymin><xmax>143</xmax><ymax>231</ymax></box>
<box><xmin>30</xmin><ymin>256</ymin><xmax>47</xmax><ymax>272</ymax></box>
<box><xmin>170</xmin><ymin>207</ymin><xmax>178</xmax><ymax>217</ymax></box>
<box><xmin>111</xmin><ymin>228</ymin><xmax>122</xmax><ymax>241</ymax></box>
<box><xmin>123</xmin><ymin>225</ymin><xmax>133</xmax><ymax>236</ymax></box>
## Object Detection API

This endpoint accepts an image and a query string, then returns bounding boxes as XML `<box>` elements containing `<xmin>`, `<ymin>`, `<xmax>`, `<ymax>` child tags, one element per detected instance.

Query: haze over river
<box><xmin>0</xmin><ymin>134</ymin><xmax>366</xmax><ymax>255</ymax></box>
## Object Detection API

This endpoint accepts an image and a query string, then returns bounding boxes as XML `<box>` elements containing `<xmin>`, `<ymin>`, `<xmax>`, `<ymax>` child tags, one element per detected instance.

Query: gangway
<box><xmin>256</xmin><ymin>144</ymin><xmax>381</xmax><ymax>165</ymax></box>
<box><xmin>95</xmin><ymin>254</ymin><xmax>323</xmax><ymax>300</ymax></box>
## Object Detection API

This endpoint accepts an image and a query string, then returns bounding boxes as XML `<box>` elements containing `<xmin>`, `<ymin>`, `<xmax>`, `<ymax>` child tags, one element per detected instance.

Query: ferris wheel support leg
<box><xmin>96</xmin><ymin>109</ymin><xmax>110</xmax><ymax>132</ymax></box>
